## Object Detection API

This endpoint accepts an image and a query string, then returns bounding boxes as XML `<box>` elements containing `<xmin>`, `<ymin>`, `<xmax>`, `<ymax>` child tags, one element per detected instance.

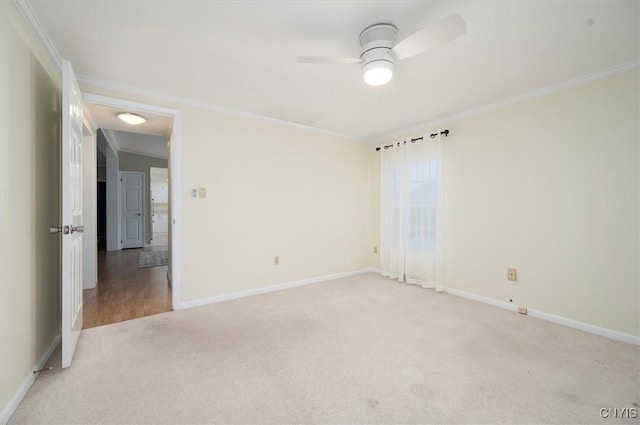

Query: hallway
<box><xmin>83</xmin><ymin>247</ymin><xmax>172</xmax><ymax>329</ymax></box>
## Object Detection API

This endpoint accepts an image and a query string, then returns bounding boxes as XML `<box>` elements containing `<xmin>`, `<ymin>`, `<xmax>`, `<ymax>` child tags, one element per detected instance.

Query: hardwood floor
<box><xmin>151</xmin><ymin>232</ymin><xmax>168</xmax><ymax>247</ymax></box>
<box><xmin>83</xmin><ymin>246</ymin><xmax>172</xmax><ymax>329</ymax></box>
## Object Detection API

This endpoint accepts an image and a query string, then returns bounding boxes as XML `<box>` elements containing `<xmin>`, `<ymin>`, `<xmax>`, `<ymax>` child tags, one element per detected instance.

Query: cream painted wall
<box><xmin>80</xmin><ymin>86</ymin><xmax>377</xmax><ymax>304</ymax></box>
<box><xmin>378</xmin><ymin>70</ymin><xmax>639</xmax><ymax>337</ymax></box>
<box><xmin>178</xmin><ymin>107</ymin><xmax>374</xmax><ymax>301</ymax></box>
<box><xmin>0</xmin><ymin>0</ymin><xmax>62</xmax><ymax>416</ymax></box>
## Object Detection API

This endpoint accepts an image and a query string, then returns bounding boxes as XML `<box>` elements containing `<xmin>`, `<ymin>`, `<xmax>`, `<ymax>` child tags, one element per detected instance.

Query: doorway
<box><xmin>81</xmin><ymin>95</ymin><xmax>181</xmax><ymax>328</ymax></box>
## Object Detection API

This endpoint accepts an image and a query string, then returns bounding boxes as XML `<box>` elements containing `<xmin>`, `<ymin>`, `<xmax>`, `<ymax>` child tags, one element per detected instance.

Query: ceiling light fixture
<box><xmin>297</xmin><ymin>16</ymin><xmax>467</xmax><ymax>88</ymax></box>
<box><xmin>360</xmin><ymin>24</ymin><xmax>396</xmax><ymax>87</ymax></box>
<box><xmin>363</xmin><ymin>61</ymin><xmax>394</xmax><ymax>86</ymax></box>
<box><xmin>117</xmin><ymin>112</ymin><xmax>146</xmax><ymax>125</ymax></box>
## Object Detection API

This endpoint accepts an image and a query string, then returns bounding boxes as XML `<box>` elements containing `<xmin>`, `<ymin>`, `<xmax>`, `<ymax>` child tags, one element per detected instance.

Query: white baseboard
<box><xmin>0</xmin><ymin>333</ymin><xmax>61</xmax><ymax>425</ymax></box>
<box><xmin>525</xmin><ymin>308</ymin><xmax>640</xmax><ymax>346</ymax></box>
<box><xmin>176</xmin><ymin>268</ymin><xmax>378</xmax><ymax>310</ymax></box>
<box><xmin>445</xmin><ymin>287</ymin><xmax>520</xmax><ymax>313</ymax></box>
<box><xmin>170</xmin><ymin>269</ymin><xmax>640</xmax><ymax>345</ymax></box>
<box><xmin>445</xmin><ymin>287</ymin><xmax>640</xmax><ymax>346</ymax></box>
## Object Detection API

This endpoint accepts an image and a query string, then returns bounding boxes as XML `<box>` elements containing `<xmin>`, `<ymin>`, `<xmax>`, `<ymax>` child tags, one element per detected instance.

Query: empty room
<box><xmin>0</xmin><ymin>1</ymin><xmax>638</xmax><ymax>424</ymax></box>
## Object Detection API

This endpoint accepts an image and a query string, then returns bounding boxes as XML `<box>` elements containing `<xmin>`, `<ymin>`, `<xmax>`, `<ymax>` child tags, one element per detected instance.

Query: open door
<box><xmin>61</xmin><ymin>60</ymin><xmax>84</xmax><ymax>368</ymax></box>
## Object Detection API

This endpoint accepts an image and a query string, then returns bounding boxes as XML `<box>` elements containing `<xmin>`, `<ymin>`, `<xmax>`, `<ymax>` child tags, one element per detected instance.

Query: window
<box><xmin>390</xmin><ymin>160</ymin><xmax>438</xmax><ymax>252</ymax></box>
<box><xmin>379</xmin><ymin>134</ymin><xmax>444</xmax><ymax>290</ymax></box>
<box><xmin>410</xmin><ymin>159</ymin><xmax>438</xmax><ymax>252</ymax></box>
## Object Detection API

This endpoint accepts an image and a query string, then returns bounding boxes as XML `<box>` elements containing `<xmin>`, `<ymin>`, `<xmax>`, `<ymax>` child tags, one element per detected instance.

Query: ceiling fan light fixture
<box><xmin>117</xmin><ymin>112</ymin><xmax>147</xmax><ymax>125</ymax></box>
<box><xmin>363</xmin><ymin>61</ymin><xmax>393</xmax><ymax>86</ymax></box>
<box><xmin>296</xmin><ymin>16</ymin><xmax>466</xmax><ymax>87</ymax></box>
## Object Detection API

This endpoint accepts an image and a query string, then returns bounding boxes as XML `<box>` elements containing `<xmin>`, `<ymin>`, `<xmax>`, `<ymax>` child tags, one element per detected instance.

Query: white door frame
<box><xmin>150</xmin><ymin>167</ymin><xmax>169</xmax><ymax>242</ymax></box>
<box><xmin>83</xmin><ymin>93</ymin><xmax>182</xmax><ymax>310</ymax></box>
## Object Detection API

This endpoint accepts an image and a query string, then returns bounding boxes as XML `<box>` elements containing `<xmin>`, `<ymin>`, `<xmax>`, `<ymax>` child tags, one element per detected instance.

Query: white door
<box><xmin>61</xmin><ymin>60</ymin><xmax>84</xmax><ymax>368</ymax></box>
<box><xmin>151</xmin><ymin>179</ymin><xmax>168</xmax><ymax>234</ymax></box>
<box><xmin>121</xmin><ymin>172</ymin><xmax>144</xmax><ymax>248</ymax></box>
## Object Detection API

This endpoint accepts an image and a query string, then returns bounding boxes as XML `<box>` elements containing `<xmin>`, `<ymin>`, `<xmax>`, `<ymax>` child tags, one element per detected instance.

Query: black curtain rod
<box><xmin>375</xmin><ymin>129</ymin><xmax>449</xmax><ymax>151</ymax></box>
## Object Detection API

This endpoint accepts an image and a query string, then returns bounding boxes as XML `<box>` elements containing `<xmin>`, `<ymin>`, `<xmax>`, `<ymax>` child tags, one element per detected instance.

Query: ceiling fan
<box><xmin>297</xmin><ymin>14</ymin><xmax>466</xmax><ymax>86</ymax></box>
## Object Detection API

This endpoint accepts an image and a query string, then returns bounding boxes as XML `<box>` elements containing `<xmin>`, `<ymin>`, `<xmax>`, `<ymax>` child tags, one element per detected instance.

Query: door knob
<box><xmin>137</xmin><ymin>213</ymin><xmax>142</xmax><ymax>216</ymax></box>
<box><xmin>50</xmin><ymin>225</ymin><xmax>70</xmax><ymax>235</ymax></box>
<box><xmin>70</xmin><ymin>225</ymin><xmax>84</xmax><ymax>234</ymax></box>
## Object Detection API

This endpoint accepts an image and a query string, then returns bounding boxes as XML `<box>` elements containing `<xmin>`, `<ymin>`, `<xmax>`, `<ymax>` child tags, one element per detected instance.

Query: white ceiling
<box><xmin>85</xmin><ymin>103</ymin><xmax>172</xmax><ymax>138</ymax></box>
<box><xmin>28</xmin><ymin>0</ymin><xmax>639</xmax><ymax>141</ymax></box>
<box><xmin>87</xmin><ymin>102</ymin><xmax>170</xmax><ymax>161</ymax></box>
<box><xmin>103</xmin><ymin>129</ymin><xmax>168</xmax><ymax>160</ymax></box>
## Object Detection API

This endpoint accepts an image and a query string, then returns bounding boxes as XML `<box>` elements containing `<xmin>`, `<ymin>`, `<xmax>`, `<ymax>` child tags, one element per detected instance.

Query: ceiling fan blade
<box><xmin>296</xmin><ymin>56</ymin><xmax>362</xmax><ymax>65</ymax></box>
<box><xmin>392</xmin><ymin>14</ymin><xmax>467</xmax><ymax>61</ymax></box>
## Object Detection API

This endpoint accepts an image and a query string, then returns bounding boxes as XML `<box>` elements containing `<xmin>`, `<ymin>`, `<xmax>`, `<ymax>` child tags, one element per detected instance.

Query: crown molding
<box><xmin>12</xmin><ymin>0</ymin><xmax>62</xmax><ymax>71</ymax></box>
<box><xmin>77</xmin><ymin>75</ymin><xmax>366</xmax><ymax>143</ymax></box>
<box><xmin>372</xmin><ymin>60</ymin><xmax>640</xmax><ymax>144</ymax></box>
<box><xmin>12</xmin><ymin>0</ymin><xmax>364</xmax><ymax>143</ymax></box>
<box><xmin>117</xmin><ymin>148</ymin><xmax>168</xmax><ymax>161</ymax></box>
<box><xmin>101</xmin><ymin>128</ymin><xmax>122</xmax><ymax>154</ymax></box>
<box><xmin>12</xmin><ymin>0</ymin><xmax>638</xmax><ymax>145</ymax></box>
<box><xmin>101</xmin><ymin>128</ymin><xmax>168</xmax><ymax>161</ymax></box>
<box><xmin>83</xmin><ymin>93</ymin><xmax>180</xmax><ymax>119</ymax></box>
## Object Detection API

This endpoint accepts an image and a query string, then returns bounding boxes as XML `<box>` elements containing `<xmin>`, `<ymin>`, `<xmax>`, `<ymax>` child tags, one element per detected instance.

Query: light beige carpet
<box><xmin>9</xmin><ymin>273</ymin><xmax>639</xmax><ymax>424</ymax></box>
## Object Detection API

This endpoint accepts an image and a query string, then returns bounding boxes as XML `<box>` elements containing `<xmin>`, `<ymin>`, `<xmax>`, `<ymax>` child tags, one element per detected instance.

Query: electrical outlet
<box><xmin>191</xmin><ymin>188</ymin><xmax>197</xmax><ymax>198</ymax></box>
<box><xmin>507</xmin><ymin>268</ymin><xmax>517</xmax><ymax>281</ymax></box>
<box><xmin>518</xmin><ymin>306</ymin><xmax>528</xmax><ymax>315</ymax></box>
<box><xmin>274</xmin><ymin>256</ymin><xmax>279</xmax><ymax>265</ymax></box>
<box><xmin>373</xmin><ymin>246</ymin><xmax>378</xmax><ymax>254</ymax></box>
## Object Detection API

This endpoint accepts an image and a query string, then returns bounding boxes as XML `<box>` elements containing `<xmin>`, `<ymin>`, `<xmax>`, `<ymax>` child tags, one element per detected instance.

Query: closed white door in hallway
<box><xmin>121</xmin><ymin>172</ymin><xmax>144</xmax><ymax>249</ymax></box>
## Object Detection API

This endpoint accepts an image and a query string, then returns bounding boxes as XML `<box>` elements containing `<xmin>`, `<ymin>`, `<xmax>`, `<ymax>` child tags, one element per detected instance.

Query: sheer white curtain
<box><xmin>379</xmin><ymin>134</ymin><xmax>444</xmax><ymax>291</ymax></box>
